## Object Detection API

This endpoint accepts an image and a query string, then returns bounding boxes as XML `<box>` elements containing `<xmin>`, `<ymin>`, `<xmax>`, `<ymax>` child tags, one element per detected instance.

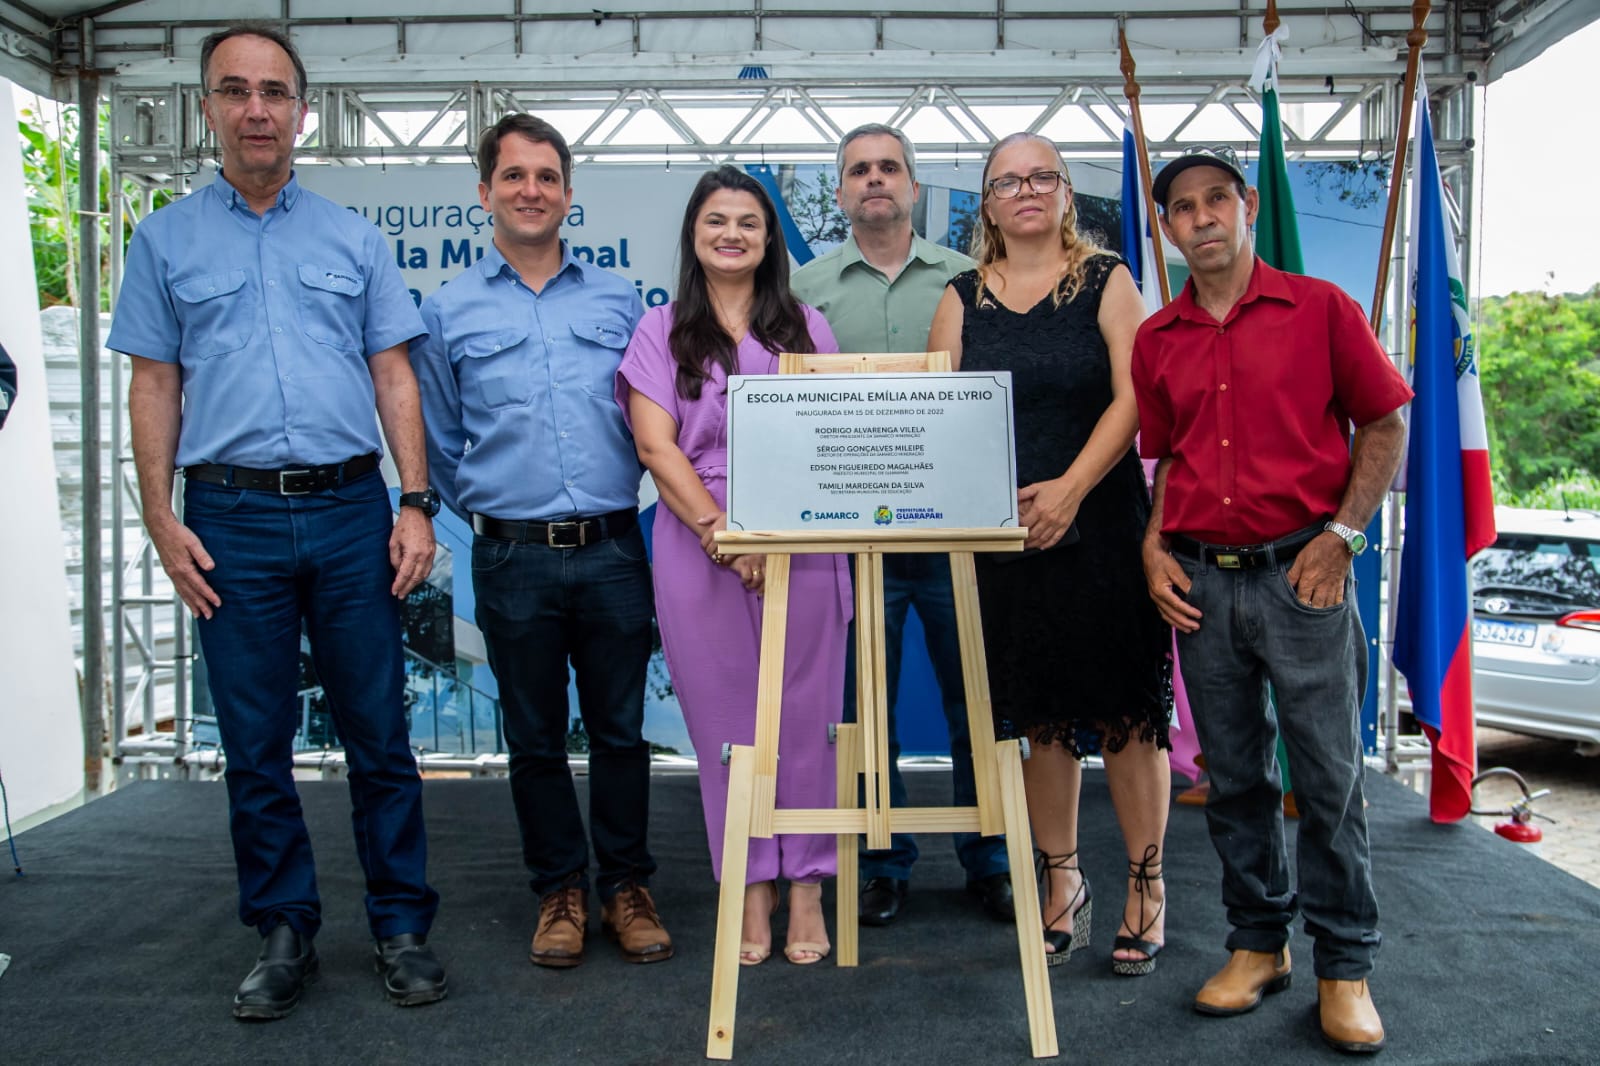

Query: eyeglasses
<box><xmin>206</xmin><ymin>86</ymin><xmax>303</xmax><ymax>108</ymax></box>
<box><xmin>985</xmin><ymin>170</ymin><xmax>1067</xmax><ymax>199</ymax></box>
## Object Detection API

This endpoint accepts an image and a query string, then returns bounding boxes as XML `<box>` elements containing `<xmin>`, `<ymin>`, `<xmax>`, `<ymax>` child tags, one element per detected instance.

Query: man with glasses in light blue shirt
<box><xmin>413</xmin><ymin>114</ymin><xmax>670</xmax><ymax>972</ymax></box>
<box><xmin>110</xmin><ymin>25</ymin><xmax>446</xmax><ymax>1020</ymax></box>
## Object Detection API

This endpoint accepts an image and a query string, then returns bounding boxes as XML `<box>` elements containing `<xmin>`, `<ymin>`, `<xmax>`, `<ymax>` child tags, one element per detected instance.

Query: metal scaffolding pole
<box><xmin>78</xmin><ymin>17</ymin><xmax>105</xmax><ymax>793</ymax></box>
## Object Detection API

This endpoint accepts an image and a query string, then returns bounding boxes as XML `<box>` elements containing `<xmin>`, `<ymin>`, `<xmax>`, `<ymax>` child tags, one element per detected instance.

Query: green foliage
<box><xmin>17</xmin><ymin>100</ymin><xmax>170</xmax><ymax>310</ymax></box>
<box><xmin>1499</xmin><ymin>468</ymin><xmax>1600</xmax><ymax>511</ymax></box>
<box><xmin>1477</xmin><ymin>285</ymin><xmax>1600</xmax><ymax>496</ymax></box>
<box><xmin>18</xmin><ymin>103</ymin><xmax>92</xmax><ymax>307</ymax></box>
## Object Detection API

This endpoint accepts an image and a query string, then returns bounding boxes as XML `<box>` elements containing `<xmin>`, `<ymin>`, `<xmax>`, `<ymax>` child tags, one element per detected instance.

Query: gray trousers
<box><xmin>1174</xmin><ymin>550</ymin><xmax>1381</xmax><ymax>980</ymax></box>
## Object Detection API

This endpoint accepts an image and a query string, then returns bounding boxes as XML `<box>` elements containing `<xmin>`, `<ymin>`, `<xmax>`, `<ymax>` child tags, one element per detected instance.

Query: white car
<box><xmin>1467</xmin><ymin>506</ymin><xmax>1600</xmax><ymax>750</ymax></box>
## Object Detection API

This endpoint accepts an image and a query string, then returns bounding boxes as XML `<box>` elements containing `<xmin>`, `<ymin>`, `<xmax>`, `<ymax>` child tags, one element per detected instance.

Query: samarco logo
<box><xmin>873</xmin><ymin>506</ymin><xmax>893</xmax><ymax>526</ymax></box>
<box><xmin>802</xmin><ymin>509</ymin><xmax>860</xmax><ymax>521</ymax></box>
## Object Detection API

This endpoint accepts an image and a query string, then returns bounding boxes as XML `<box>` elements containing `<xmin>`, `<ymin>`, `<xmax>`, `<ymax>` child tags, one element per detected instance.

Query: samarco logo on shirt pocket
<box><xmin>298</xmin><ymin>263</ymin><xmax>367</xmax><ymax>351</ymax></box>
<box><xmin>575</xmin><ymin>320</ymin><xmax>630</xmax><ymax>350</ymax></box>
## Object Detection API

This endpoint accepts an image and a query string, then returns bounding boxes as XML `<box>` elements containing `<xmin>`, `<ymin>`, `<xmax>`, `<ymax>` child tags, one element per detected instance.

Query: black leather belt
<box><xmin>183</xmin><ymin>453</ymin><xmax>379</xmax><ymax>495</ymax></box>
<box><xmin>472</xmin><ymin>508</ymin><xmax>637</xmax><ymax>548</ymax></box>
<box><xmin>1169</xmin><ymin>524</ymin><xmax>1325</xmax><ymax>571</ymax></box>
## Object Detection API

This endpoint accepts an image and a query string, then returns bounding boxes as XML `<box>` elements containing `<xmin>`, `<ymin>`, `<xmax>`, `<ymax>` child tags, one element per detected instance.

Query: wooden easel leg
<box><xmin>834</xmin><ymin>721</ymin><xmax>862</xmax><ymax>967</ymax></box>
<box><xmin>996</xmin><ymin>739</ymin><xmax>1058</xmax><ymax>1059</ymax></box>
<box><xmin>949</xmin><ymin>551</ymin><xmax>1004</xmax><ymax>836</ymax></box>
<box><xmin>855</xmin><ymin>552</ymin><xmax>892</xmax><ymax>851</ymax></box>
<box><xmin>707</xmin><ymin>744</ymin><xmax>758</xmax><ymax>1060</ymax></box>
<box><xmin>749</xmin><ymin>556</ymin><xmax>792</xmax><ymax>840</ymax></box>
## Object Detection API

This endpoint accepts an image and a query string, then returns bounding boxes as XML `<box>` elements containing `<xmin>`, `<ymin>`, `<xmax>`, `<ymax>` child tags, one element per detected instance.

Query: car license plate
<box><xmin>1473</xmin><ymin>619</ymin><xmax>1536</xmax><ymax>647</ymax></box>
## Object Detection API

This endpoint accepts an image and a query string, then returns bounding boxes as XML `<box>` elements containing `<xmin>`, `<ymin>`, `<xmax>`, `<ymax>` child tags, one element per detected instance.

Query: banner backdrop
<box><xmin>291</xmin><ymin>158</ymin><xmax>1385</xmax><ymax>759</ymax></box>
<box><xmin>298</xmin><ymin>164</ymin><xmax>705</xmax><ymax>307</ymax></box>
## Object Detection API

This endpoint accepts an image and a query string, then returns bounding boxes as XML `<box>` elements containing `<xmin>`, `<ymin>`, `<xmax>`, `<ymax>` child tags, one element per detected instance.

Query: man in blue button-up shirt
<box><xmin>108</xmin><ymin>25</ymin><xmax>446</xmax><ymax>1019</ymax></box>
<box><xmin>414</xmin><ymin>114</ymin><xmax>670</xmax><ymax>969</ymax></box>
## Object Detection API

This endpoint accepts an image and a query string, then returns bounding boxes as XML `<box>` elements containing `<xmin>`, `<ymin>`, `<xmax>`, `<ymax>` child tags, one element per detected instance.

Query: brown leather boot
<box><xmin>529</xmin><ymin>886</ymin><xmax>587</xmax><ymax>969</ymax></box>
<box><xmin>1318</xmin><ymin>978</ymin><xmax>1386</xmax><ymax>1053</ymax></box>
<box><xmin>601</xmin><ymin>881</ymin><xmax>674</xmax><ymax>964</ymax></box>
<box><xmin>1193</xmin><ymin>947</ymin><xmax>1292</xmax><ymax>1015</ymax></box>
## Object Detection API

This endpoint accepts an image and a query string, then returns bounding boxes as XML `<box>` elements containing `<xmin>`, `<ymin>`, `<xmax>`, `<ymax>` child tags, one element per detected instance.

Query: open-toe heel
<box><xmin>784</xmin><ymin>882</ymin><xmax>830</xmax><ymax>966</ymax></box>
<box><xmin>1111</xmin><ymin>844</ymin><xmax>1165</xmax><ymax>977</ymax></box>
<box><xmin>740</xmin><ymin>881</ymin><xmax>779</xmax><ymax>966</ymax></box>
<box><xmin>1035</xmin><ymin>849</ymin><xmax>1092</xmax><ymax>967</ymax></box>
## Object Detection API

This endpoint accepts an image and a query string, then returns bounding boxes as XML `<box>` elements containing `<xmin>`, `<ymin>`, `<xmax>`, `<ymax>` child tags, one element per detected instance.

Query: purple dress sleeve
<box><xmin>616</xmin><ymin>305</ymin><xmax>679</xmax><ymax>431</ymax></box>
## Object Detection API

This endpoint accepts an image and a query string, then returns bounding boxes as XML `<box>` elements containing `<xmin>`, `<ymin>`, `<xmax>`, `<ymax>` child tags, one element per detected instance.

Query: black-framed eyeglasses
<box><xmin>207</xmin><ymin>86</ymin><xmax>302</xmax><ymax>108</ymax></box>
<box><xmin>985</xmin><ymin>170</ymin><xmax>1067</xmax><ymax>199</ymax></box>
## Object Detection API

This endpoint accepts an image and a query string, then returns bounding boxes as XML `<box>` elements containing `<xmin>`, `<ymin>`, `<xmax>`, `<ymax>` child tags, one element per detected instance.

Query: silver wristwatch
<box><xmin>1324</xmin><ymin>520</ymin><xmax>1368</xmax><ymax>556</ymax></box>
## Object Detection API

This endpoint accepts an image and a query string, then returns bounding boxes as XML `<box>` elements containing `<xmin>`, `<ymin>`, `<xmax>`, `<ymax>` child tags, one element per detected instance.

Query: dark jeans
<box><xmin>472</xmin><ymin>523</ymin><xmax>656</xmax><ymax>901</ymax></box>
<box><xmin>186</xmin><ymin>470</ymin><xmax>439</xmax><ymax>941</ymax></box>
<box><xmin>1173</xmin><ymin>549</ymin><xmax>1381</xmax><ymax>980</ymax></box>
<box><xmin>844</xmin><ymin>553</ymin><xmax>1008</xmax><ymax>882</ymax></box>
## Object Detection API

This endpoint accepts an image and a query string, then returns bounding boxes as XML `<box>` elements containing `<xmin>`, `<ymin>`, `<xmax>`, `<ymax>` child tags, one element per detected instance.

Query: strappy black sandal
<box><xmin>1111</xmin><ymin>844</ymin><xmax>1165</xmax><ymax>977</ymax></box>
<box><xmin>1035</xmin><ymin>849</ymin><xmax>1092</xmax><ymax>967</ymax></box>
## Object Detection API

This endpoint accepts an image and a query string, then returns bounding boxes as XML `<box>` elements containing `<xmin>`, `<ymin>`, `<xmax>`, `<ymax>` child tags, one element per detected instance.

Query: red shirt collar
<box><xmin>1161</xmin><ymin>257</ymin><xmax>1299</xmax><ymax>329</ymax></box>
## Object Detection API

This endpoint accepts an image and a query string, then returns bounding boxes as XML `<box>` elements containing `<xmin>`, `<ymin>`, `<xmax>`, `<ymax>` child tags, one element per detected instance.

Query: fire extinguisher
<box><xmin>1469</xmin><ymin>767</ymin><xmax>1554</xmax><ymax>846</ymax></box>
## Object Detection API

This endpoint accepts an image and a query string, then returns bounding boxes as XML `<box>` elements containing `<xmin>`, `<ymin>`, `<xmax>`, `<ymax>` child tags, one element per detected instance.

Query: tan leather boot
<box><xmin>529</xmin><ymin>886</ymin><xmax>587</xmax><ymax>968</ymax></box>
<box><xmin>601</xmin><ymin>881</ymin><xmax>674</xmax><ymax>963</ymax></box>
<box><xmin>1318</xmin><ymin>978</ymin><xmax>1386</xmax><ymax>1053</ymax></box>
<box><xmin>1193</xmin><ymin>947</ymin><xmax>1292</xmax><ymax>1015</ymax></box>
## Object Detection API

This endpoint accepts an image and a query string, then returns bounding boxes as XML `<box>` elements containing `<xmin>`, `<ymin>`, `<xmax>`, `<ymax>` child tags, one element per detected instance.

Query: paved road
<box><xmin>1469</xmin><ymin>728</ymin><xmax>1600</xmax><ymax>888</ymax></box>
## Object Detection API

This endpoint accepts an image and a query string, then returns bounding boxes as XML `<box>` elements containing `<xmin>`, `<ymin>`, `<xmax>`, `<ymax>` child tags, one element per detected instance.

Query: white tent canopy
<box><xmin>2</xmin><ymin>2</ymin><xmax>1593</xmax><ymax>175</ymax></box>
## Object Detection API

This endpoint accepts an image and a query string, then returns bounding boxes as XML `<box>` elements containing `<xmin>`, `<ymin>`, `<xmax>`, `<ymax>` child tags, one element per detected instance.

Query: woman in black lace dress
<box><xmin>929</xmin><ymin>133</ymin><xmax>1173</xmax><ymax>976</ymax></box>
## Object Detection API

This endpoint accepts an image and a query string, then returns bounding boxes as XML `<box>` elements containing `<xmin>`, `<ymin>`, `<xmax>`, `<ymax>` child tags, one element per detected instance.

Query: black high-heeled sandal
<box><xmin>1035</xmin><ymin>849</ymin><xmax>1092</xmax><ymax>967</ymax></box>
<box><xmin>1111</xmin><ymin>844</ymin><xmax>1165</xmax><ymax>977</ymax></box>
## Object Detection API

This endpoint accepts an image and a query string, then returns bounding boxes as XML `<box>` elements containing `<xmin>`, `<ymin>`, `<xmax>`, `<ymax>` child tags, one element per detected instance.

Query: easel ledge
<box><xmin>715</xmin><ymin>527</ymin><xmax>1027</xmax><ymax>555</ymax></box>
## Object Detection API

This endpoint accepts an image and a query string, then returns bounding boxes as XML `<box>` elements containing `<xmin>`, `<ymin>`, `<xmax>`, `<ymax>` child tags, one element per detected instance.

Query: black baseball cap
<box><xmin>1152</xmin><ymin>145</ymin><xmax>1247</xmax><ymax>209</ymax></box>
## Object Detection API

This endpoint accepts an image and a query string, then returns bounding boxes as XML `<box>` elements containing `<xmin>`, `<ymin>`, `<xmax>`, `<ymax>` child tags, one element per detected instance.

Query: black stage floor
<box><xmin>2</xmin><ymin>769</ymin><xmax>1596</xmax><ymax>1065</ymax></box>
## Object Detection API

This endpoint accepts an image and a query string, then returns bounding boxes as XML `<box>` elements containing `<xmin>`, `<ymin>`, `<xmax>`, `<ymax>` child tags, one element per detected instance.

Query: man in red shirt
<box><xmin>1132</xmin><ymin>146</ymin><xmax>1410</xmax><ymax>1055</ymax></box>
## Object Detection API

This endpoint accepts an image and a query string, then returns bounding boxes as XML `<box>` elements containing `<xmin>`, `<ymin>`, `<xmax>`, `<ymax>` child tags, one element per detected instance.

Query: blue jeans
<box><xmin>472</xmin><ymin>524</ymin><xmax>656</xmax><ymax>901</ymax></box>
<box><xmin>844</xmin><ymin>554</ymin><xmax>1008</xmax><ymax>882</ymax></box>
<box><xmin>1173</xmin><ymin>548</ymin><xmax>1381</xmax><ymax>980</ymax></box>
<box><xmin>186</xmin><ymin>470</ymin><xmax>439</xmax><ymax>941</ymax></box>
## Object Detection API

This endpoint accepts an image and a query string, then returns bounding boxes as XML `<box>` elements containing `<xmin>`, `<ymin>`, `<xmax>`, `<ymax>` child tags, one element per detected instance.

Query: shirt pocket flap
<box><xmin>173</xmin><ymin>269</ymin><xmax>248</xmax><ymax>304</ymax></box>
<box><xmin>571</xmin><ymin>319</ymin><xmax>632</xmax><ymax>350</ymax></box>
<box><xmin>462</xmin><ymin>329</ymin><xmax>530</xmax><ymax>358</ymax></box>
<box><xmin>297</xmin><ymin>263</ymin><xmax>368</xmax><ymax>297</ymax></box>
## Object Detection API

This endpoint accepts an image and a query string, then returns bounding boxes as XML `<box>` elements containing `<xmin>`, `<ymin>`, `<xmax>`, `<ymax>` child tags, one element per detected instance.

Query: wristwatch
<box><xmin>1324</xmin><ymin>520</ymin><xmax>1368</xmax><ymax>556</ymax></box>
<box><xmin>399</xmin><ymin>487</ymin><xmax>441</xmax><ymax>517</ymax></box>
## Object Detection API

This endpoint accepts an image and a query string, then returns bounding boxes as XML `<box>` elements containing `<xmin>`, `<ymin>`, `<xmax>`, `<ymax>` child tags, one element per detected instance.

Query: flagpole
<box><xmin>1369</xmin><ymin>0</ymin><xmax>1432</xmax><ymax>332</ymax></box>
<box><xmin>1120</xmin><ymin>28</ymin><xmax>1171</xmax><ymax>305</ymax></box>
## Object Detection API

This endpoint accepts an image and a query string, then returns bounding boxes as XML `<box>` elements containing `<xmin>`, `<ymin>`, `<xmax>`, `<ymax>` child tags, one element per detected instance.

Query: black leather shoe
<box><xmin>374</xmin><ymin>933</ymin><xmax>449</xmax><ymax>1007</ymax></box>
<box><xmin>233</xmin><ymin>923</ymin><xmax>318</xmax><ymax>1021</ymax></box>
<box><xmin>967</xmin><ymin>872</ymin><xmax>1016</xmax><ymax>922</ymax></box>
<box><xmin>859</xmin><ymin>877</ymin><xmax>910</xmax><ymax>926</ymax></box>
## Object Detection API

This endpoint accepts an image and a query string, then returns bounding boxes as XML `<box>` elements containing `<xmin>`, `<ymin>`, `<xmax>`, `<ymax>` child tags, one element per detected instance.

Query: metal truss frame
<box><xmin>107</xmin><ymin>72</ymin><xmax>1474</xmax><ymax>179</ymax></box>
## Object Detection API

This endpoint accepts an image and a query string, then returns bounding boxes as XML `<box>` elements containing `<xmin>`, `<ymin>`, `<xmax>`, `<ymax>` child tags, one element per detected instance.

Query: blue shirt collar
<box><xmin>478</xmin><ymin>240</ymin><xmax>585</xmax><ymax>286</ymax></box>
<box><xmin>213</xmin><ymin>169</ymin><xmax>301</xmax><ymax>213</ymax></box>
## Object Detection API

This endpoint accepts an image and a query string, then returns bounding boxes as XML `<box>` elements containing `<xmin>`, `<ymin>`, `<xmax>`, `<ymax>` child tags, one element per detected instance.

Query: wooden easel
<box><xmin>704</xmin><ymin>351</ymin><xmax>1057</xmax><ymax>1060</ymax></box>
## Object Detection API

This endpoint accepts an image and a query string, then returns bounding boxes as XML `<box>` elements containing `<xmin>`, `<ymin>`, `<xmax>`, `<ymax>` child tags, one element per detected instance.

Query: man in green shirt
<box><xmin>792</xmin><ymin>124</ymin><xmax>1011</xmax><ymax>928</ymax></box>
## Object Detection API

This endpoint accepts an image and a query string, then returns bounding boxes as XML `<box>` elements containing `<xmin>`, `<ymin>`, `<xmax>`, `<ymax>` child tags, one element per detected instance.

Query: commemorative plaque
<box><xmin>725</xmin><ymin>371</ymin><xmax>1017</xmax><ymax>532</ymax></box>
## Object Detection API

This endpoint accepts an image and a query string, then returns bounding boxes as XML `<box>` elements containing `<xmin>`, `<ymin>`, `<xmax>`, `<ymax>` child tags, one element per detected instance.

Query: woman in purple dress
<box><xmin>617</xmin><ymin>166</ymin><xmax>851</xmax><ymax>966</ymax></box>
